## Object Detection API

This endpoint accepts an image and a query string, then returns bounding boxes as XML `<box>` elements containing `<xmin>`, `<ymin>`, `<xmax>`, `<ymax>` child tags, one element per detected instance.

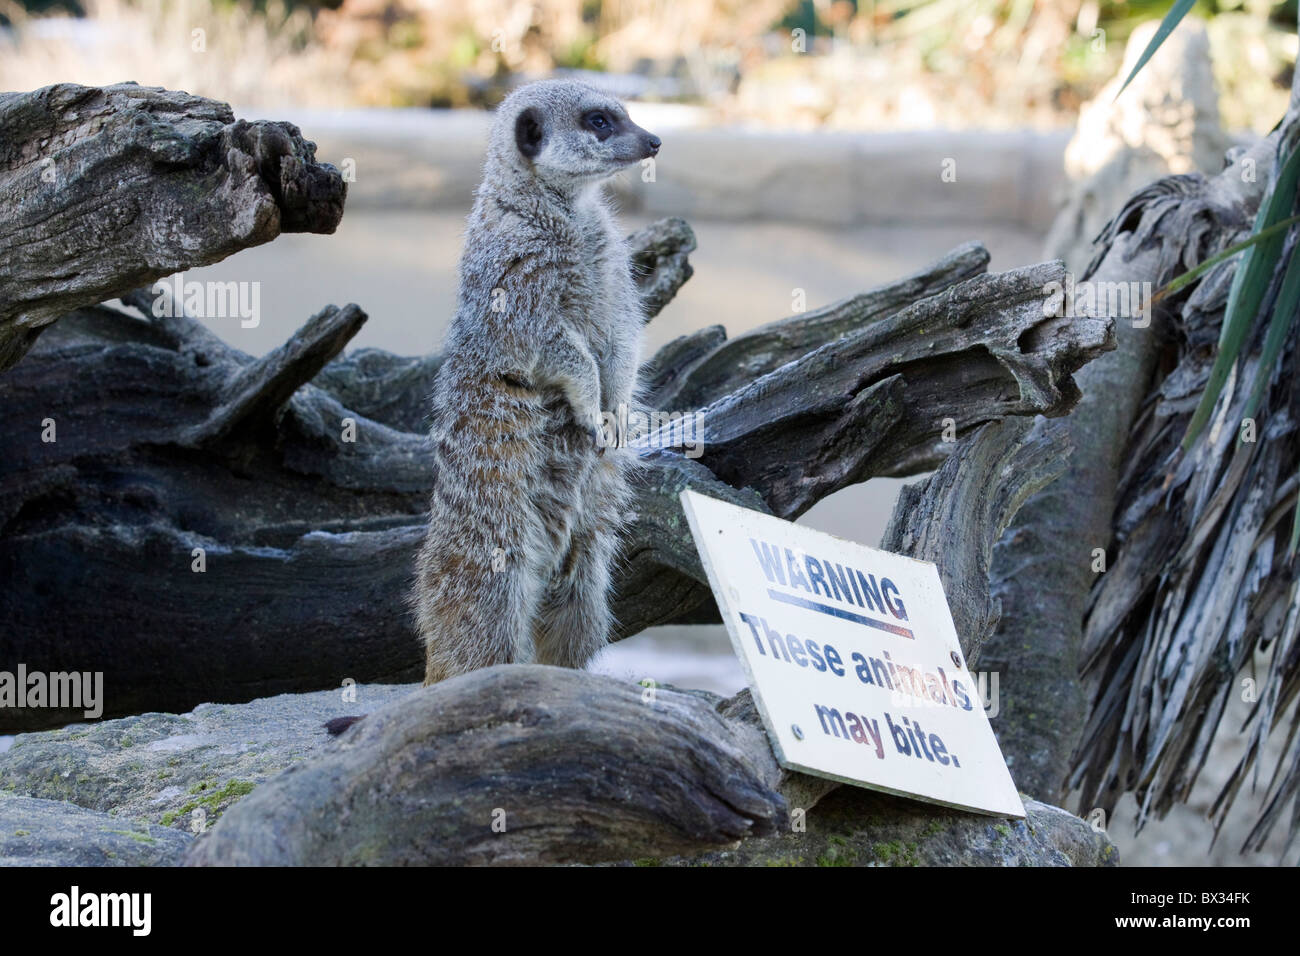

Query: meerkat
<box><xmin>411</xmin><ymin>79</ymin><xmax>661</xmax><ymax>685</ymax></box>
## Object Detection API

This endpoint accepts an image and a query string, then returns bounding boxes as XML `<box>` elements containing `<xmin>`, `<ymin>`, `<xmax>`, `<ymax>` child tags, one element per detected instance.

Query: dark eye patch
<box><xmin>582</xmin><ymin>110</ymin><xmax>616</xmax><ymax>140</ymax></box>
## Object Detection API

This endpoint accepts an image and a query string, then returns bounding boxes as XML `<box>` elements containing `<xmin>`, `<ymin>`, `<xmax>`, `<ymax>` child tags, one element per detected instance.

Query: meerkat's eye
<box><xmin>583</xmin><ymin>111</ymin><xmax>615</xmax><ymax>138</ymax></box>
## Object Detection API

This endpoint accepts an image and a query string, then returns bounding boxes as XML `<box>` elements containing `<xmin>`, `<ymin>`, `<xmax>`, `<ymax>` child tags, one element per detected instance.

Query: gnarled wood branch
<box><xmin>0</xmin><ymin>82</ymin><xmax>346</xmax><ymax>371</ymax></box>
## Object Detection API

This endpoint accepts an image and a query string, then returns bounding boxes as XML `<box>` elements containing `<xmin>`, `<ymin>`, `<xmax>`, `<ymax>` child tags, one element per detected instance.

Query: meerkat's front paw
<box><xmin>581</xmin><ymin>405</ymin><xmax>612</xmax><ymax>455</ymax></box>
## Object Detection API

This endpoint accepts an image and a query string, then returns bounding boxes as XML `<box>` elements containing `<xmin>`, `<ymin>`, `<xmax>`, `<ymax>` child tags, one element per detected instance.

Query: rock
<box><xmin>0</xmin><ymin>669</ymin><xmax>1116</xmax><ymax>867</ymax></box>
<box><xmin>0</xmin><ymin>684</ymin><xmax>415</xmax><ymax>831</ymax></box>
<box><xmin>0</xmin><ymin>793</ymin><xmax>191</xmax><ymax>866</ymax></box>
<box><xmin>183</xmin><ymin>666</ymin><xmax>789</xmax><ymax>866</ymax></box>
<box><xmin>634</xmin><ymin>786</ymin><xmax>1119</xmax><ymax>867</ymax></box>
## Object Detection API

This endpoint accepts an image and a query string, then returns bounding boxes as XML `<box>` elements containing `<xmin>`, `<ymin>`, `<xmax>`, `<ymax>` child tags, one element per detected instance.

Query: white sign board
<box><xmin>681</xmin><ymin>490</ymin><xmax>1025</xmax><ymax>818</ymax></box>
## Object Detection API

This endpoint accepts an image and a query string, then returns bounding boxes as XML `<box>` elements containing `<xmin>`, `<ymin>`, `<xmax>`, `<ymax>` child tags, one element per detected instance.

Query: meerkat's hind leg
<box><xmin>418</xmin><ymin>553</ymin><xmax>542</xmax><ymax>685</ymax></box>
<box><xmin>532</xmin><ymin>524</ymin><xmax>618</xmax><ymax>670</ymax></box>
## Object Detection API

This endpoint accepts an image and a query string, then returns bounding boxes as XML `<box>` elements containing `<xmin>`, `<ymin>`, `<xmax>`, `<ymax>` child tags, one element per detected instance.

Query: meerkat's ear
<box><xmin>515</xmin><ymin>107</ymin><xmax>545</xmax><ymax>159</ymax></box>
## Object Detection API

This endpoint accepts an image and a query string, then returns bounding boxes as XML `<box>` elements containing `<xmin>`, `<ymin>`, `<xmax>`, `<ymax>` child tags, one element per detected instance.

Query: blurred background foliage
<box><xmin>0</xmin><ymin>0</ymin><xmax>1294</xmax><ymax>130</ymax></box>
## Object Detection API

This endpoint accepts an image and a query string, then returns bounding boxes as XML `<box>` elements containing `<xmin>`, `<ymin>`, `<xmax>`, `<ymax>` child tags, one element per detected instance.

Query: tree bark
<box><xmin>980</xmin><ymin>124</ymin><xmax>1280</xmax><ymax>804</ymax></box>
<box><xmin>0</xmin><ymin>83</ymin><xmax>347</xmax><ymax>372</ymax></box>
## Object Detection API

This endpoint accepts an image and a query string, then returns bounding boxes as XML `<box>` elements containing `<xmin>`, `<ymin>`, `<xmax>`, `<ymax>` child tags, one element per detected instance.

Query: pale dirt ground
<box><xmin>90</xmin><ymin>207</ymin><xmax>1294</xmax><ymax>867</ymax></box>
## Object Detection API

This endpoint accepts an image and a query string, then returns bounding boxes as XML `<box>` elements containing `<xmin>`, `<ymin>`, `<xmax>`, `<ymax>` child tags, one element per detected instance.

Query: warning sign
<box><xmin>681</xmin><ymin>490</ymin><xmax>1024</xmax><ymax>818</ymax></box>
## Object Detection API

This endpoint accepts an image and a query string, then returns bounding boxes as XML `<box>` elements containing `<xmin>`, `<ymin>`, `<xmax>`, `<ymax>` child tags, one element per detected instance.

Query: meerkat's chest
<box><xmin>566</xmin><ymin>223</ymin><xmax>633</xmax><ymax>345</ymax></box>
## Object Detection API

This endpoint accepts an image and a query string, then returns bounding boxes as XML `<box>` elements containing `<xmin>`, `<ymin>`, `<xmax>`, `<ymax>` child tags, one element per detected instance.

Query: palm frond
<box><xmin>1071</xmin><ymin>89</ymin><xmax>1300</xmax><ymax>855</ymax></box>
<box><xmin>1153</xmin><ymin>214</ymin><xmax>1300</xmax><ymax>303</ymax></box>
<box><xmin>1245</xmin><ymin>237</ymin><xmax>1300</xmax><ymax>427</ymax></box>
<box><xmin>1114</xmin><ymin>0</ymin><xmax>1199</xmax><ymax>101</ymax></box>
<box><xmin>1182</xmin><ymin>136</ymin><xmax>1300</xmax><ymax>449</ymax></box>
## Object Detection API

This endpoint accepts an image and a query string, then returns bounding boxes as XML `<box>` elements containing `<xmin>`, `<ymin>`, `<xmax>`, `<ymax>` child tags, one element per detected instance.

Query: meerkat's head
<box><xmin>488</xmin><ymin>79</ymin><xmax>660</xmax><ymax>193</ymax></box>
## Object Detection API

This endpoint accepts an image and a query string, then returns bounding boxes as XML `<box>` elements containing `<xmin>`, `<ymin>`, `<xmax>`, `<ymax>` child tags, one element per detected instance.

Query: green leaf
<box><xmin>1153</xmin><ymin>214</ymin><xmax>1300</xmax><ymax>303</ymax></box>
<box><xmin>1114</xmin><ymin>0</ymin><xmax>1198</xmax><ymax>101</ymax></box>
<box><xmin>1218</xmin><ymin>139</ymin><xmax>1300</xmax><ymax>349</ymax></box>
<box><xmin>1182</xmin><ymin>139</ymin><xmax>1300</xmax><ymax>450</ymax></box>
<box><xmin>1242</xmin><ymin>238</ymin><xmax>1300</xmax><ymax>426</ymax></box>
